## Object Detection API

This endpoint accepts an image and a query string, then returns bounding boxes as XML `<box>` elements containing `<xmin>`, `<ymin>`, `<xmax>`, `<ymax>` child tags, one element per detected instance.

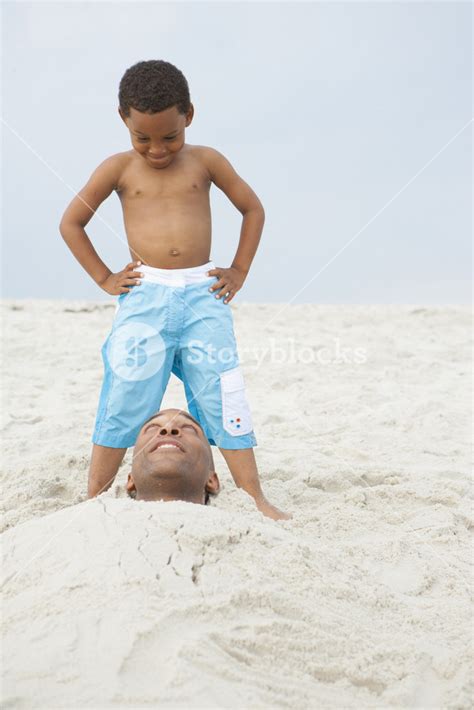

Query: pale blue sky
<box><xmin>2</xmin><ymin>1</ymin><xmax>472</xmax><ymax>303</ymax></box>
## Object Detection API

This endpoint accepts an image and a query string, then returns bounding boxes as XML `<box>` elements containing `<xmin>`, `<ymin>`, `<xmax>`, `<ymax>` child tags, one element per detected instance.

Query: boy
<box><xmin>59</xmin><ymin>59</ymin><xmax>290</xmax><ymax>521</ymax></box>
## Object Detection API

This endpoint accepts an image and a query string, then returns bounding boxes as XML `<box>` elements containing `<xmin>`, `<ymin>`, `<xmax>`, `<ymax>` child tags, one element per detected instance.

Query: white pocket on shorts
<box><xmin>220</xmin><ymin>365</ymin><xmax>254</xmax><ymax>436</ymax></box>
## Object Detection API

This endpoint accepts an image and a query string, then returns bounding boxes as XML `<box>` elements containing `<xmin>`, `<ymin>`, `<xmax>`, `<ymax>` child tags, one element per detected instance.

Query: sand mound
<box><xmin>1</xmin><ymin>302</ymin><xmax>472</xmax><ymax>708</ymax></box>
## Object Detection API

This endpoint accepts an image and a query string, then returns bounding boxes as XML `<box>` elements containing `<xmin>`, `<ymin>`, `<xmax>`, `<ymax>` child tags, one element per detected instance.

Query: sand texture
<box><xmin>1</xmin><ymin>301</ymin><xmax>472</xmax><ymax>709</ymax></box>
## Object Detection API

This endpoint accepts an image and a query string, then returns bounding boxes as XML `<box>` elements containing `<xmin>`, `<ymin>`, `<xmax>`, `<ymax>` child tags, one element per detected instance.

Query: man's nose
<box><xmin>157</xmin><ymin>425</ymin><xmax>180</xmax><ymax>435</ymax></box>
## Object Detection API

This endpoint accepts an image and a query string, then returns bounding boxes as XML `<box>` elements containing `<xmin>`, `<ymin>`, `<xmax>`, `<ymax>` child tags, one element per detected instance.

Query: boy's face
<box><xmin>119</xmin><ymin>104</ymin><xmax>194</xmax><ymax>169</ymax></box>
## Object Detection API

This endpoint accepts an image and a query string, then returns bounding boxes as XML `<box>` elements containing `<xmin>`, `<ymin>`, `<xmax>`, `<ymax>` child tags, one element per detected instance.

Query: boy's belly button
<box><xmin>169</xmin><ymin>248</ymin><xmax>181</xmax><ymax>256</ymax></box>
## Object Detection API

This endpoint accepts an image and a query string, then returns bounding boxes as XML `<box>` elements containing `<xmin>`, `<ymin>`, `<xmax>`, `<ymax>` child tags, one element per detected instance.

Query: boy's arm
<box><xmin>202</xmin><ymin>147</ymin><xmax>265</xmax><ymax>277</ymax></box>
<box><xmin>59</xmin><ymin>154</ymin><xmax>125</xmax><ymax>288</ymax></box>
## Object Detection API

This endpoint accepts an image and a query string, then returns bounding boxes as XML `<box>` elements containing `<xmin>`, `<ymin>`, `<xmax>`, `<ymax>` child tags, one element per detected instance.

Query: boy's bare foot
<box><xmin>254</xmin><ymin>495</ymin><xmax>293</xmax><ymax>521</ymax></box>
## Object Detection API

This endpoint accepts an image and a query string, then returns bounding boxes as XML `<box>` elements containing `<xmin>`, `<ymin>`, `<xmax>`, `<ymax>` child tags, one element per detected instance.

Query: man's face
<box><xmin>119</xmin><ymin>104</ymin><xmax>194</xmax><ymax>169</ymax></box>
<box><xmin>126</xmin><ymin>409</ymin><xmax>219</xmax><ymax>504</ymax></box>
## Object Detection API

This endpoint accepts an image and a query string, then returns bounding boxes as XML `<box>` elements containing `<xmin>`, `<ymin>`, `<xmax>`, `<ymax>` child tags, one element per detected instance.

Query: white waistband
<box><xmin>139</xmin><ymin>260</ymin><xmax>215</xmax><ymax>287</ymax></box>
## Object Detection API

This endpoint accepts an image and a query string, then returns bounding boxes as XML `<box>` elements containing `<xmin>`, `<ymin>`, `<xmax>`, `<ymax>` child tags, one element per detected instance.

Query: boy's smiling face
<box><xmin>119</xmin><ymin>104</ymin><xmax>194</xmax><ymax>169</ymax></box>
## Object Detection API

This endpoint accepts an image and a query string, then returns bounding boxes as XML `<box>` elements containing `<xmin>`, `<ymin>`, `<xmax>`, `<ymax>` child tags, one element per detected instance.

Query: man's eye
<box><xmin>146</xmin><ymin>422</ymin><xmax>196</xmax><ymax>432</ymax></box>
<box><xmin>165</xmin><ymin>136</ymin><xmax>178</xmax><ymax>141</ymax></box>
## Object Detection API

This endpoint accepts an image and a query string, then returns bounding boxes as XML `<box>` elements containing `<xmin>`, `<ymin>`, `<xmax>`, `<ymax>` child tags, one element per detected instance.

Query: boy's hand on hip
<box><xmin>99</xmin><ymin>261</ymin><xmax>145</xmax><ymax>296</ymax></box>
<box><xmin>206</xmin><ymin>266</ymin><xmax>247</xmax><ymax>304</ymax></box>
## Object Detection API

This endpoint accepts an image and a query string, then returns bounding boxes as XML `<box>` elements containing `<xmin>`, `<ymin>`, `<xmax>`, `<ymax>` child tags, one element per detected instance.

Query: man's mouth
<box><xmin>148</xmin><ymin>439</ymin><xmax>183</xmax><ymax>454</ymax></box>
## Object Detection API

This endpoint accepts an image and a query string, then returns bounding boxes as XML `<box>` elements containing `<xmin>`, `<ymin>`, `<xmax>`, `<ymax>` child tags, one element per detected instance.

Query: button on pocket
<box><xmin>220</xmin><ymin>365</ymin><xmax>254</xmax><ymax>436</ymax></box>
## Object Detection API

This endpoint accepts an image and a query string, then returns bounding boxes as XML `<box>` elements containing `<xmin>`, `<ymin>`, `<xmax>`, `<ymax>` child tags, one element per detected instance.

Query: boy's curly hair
<box><xmin>118</xmin><ymin>59</ymin><xmax>191</xmax><ymax>117</ymax></box>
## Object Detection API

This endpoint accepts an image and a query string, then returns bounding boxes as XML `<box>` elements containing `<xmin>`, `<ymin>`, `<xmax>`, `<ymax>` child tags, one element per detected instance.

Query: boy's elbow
<box><xmin>59</xmin><ymin>217</ymin><xmax>81</xmax><ymax>240</ymax></box>
<box><xmin>59</xmin><ymin>210</ymin><xmax>88</xmax><ymax>235</ymax></box>
<box><xmin>254</xmin><ymin>201</ymin><xmax>265</xmax><ymax>224</ymax></box>
<box><xmin>59</xmin><ymin>208</ymin><xmax>72</xmax><ymax>233</ymax></box>
<box><xmin>59</xmin><ymin>218</ymin><xmax>71</xmax><ymax>238</ymax></box>
<box><xmin>247</xmin><ymin>198</ymin><xmax>265</xmax><ymax>218</ymax></box>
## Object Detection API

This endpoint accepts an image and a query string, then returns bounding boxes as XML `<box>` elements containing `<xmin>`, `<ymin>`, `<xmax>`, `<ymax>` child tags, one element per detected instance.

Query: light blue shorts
<box><xmin>92</xmin><ymin>260</ymin><xmax>257</xmax><ymax>450</ymax></box>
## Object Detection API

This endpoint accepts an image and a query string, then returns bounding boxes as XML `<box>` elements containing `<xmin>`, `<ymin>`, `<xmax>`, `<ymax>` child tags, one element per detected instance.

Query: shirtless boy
<box><xmin>59</xmin><ymin>59</ymin><xmax>291</xmax><ymax>521</ymax></box>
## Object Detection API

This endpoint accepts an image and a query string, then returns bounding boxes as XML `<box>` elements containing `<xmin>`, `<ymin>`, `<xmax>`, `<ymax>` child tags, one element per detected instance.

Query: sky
<box><xmin>2</xmin><ymin>1</ymin><xmax>472</xmax><ymax>304</ymax></box>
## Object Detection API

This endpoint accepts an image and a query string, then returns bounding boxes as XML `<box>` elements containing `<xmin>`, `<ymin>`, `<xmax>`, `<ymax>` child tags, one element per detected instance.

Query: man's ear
<box><xmin>118</xmin><ymin>107</ymin><xmax>126</xmax><ymax>125</ymax></box>
<box><xmin>126</xmin><ymin>472</ymin><xmax>136</xmax><ymax>497</ymax></box>
<box><xmin>205</xmin><ymin>471</ymin><xmax>220</xmax><ymax>496</ymax></box>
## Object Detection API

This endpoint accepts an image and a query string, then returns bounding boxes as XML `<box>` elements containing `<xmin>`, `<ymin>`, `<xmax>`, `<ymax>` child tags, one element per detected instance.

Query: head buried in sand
<box><xmin>126</xmin><ymin>409</ymin><xmax>220</xmax><ymax>505</ymax></box>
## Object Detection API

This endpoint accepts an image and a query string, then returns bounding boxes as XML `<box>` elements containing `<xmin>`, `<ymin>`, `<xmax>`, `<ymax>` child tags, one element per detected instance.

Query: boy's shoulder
<box><xmin>97</xmin><ymin>145</ymin><xmax>230</xmax><ymax>186</ymax></box>
<box><xmin>186</xmin><ymin>144</ymin><xmax>234</xmax><ymax>182</ymax></box>
<box><xmin>189</xmin><ymin>144</ymin><xmax>225</xmax><ymax>162</ymax></box>
<box><xmin>92</xmin><ymin>151</ymin><xmax>132</xmax><ymax>191</ymax></box>
<box><xmin>103</xmin><ymin>146</ymin><xmax>221</xmax><ymax>163</ymax></box>
<box><xmin>100</xmin><ymin>146</ymin><xmax>225</xmax><ymax>162</ymax></box>
<box><xmin>103</xmin><ymin>150</ymin><xmax>134</xmax><ymax>171</ymax></box>
<box><xmin>98</xmin><ymin>150</ymin><xmax>132</xmax><ymax>167</ymax></box>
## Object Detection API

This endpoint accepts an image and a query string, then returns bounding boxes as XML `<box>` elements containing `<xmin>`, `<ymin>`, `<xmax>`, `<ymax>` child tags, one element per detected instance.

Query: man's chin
<box><xmin>140</xmin><ymin>447</ymin><xmax>192</xmax><ymax>478</ymax></box>
<box><xmin>147</xmin><ymin>467</ymin><xmax>182</xmax><ymax>476</ymax></box>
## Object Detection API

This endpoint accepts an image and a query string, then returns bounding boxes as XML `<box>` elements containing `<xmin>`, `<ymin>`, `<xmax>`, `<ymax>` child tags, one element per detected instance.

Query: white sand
<box><xmin>1</xmin><ymin>300</ymin><xmax>472</xmax><ymax>708</ymax></box>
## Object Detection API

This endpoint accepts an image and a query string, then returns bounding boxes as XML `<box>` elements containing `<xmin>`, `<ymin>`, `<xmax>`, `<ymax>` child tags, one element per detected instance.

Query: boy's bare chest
<box><xmin>116</xmin><ymin>150</ymin><xmax>211</xmax><ymax>207</ymax></box>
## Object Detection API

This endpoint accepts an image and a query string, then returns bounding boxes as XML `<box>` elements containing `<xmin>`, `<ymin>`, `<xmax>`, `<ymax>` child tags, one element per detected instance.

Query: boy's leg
<box><xmin>218</xmin><ymin>447</ymin><xmax>292</xmax><ymax>520</ymax></box>
<box><xmin>87</xmin><ymin>444</ymin><xmax>127</xmax><ymax>497</ymax></box>
<box><xmin>217</xmin><ymin>447</ymin><xmax>263</xmax><ymax>499</ymax></box>
<box><xmin>90</xmin><ymin>279</ymin><xmax>175</xmax><ymax>497</ymax></box>
<box><xmin>179</xmin><ymin>278</ymin><xmax>291</xmax><ymax>519</ymax></box>
<box><xmin>179</xmin><ymin>282</ymin><xmax>261</xmax><ymax>491</ymax></box>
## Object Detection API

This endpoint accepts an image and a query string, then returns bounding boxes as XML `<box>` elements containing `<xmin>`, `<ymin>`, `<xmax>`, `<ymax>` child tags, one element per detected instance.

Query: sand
<box><xmin>1</xmin><ymin>300</ymin><xmax>472</xmax><ymax>709</ymax></box>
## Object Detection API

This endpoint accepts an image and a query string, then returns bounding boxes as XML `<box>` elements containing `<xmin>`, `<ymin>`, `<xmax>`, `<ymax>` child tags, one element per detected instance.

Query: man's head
<box><xmin>118</xmin><ymin>60</ymin><xmax>193</xmax><ymax>169</ymax></box>
<box><xmin>126</xmin><ymin>409</ymin><xmax>220</xmax><ymax>505</ymax></box>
